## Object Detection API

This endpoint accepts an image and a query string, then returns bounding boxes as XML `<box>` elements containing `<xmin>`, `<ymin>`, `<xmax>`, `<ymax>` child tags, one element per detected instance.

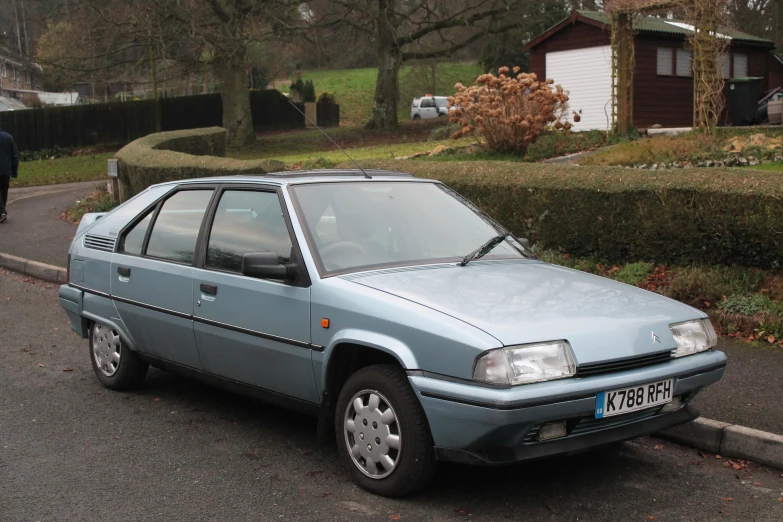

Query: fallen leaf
<box><xmin>654</xmin><ymin>444</ymin><xmax>664</xmax><ymax>451</ymax></box>
<box><xmin>153</xmin><ymin>397</ymin><xmax>161</xmax><ymax>402</ymax></box>
<box><xmin>62</xmin><ymin>368</ymin><xmax>73</xmax><ymax>372</ymax></box>
<box><xmin>243</xmin><ymin>452</ymin><xmax>259</xmax><ymax>460</ymax></box>
<box><xmin>699</xmin><ymin>450</ymin><xmax>710</xmax><ymax>458</ymax></box>
<box><xmin>389</xmin><ymin>515</ymin><xmax>402</xmax><ymax>520</ymax></box>
<box><xmin>646</xmin><ymin>517</ymin><xmax>655</xmax><ymax>521</ymax></box>
<box><xmin>768</xmin><ymin>335</ymin><xmax>776</xmax><ymax>344</ymax></box>
<box><xmin>319</xmin><ymin>492</ymin><xmax>332</xmax><ymax>498</ymax></box>
<box><xmin>38</xmin><ymin>364</ymin><xmax>44</xmax><ymax>368</ymax></box>
<box><xmin>723</xmin><ymin>497</ymin><xmax>733</xmax><ymax>502</ymax></box>
<box><xmin>716</xmin><ymin>455</ymin><xmax>723</xmax><ymax>459</ymax></box>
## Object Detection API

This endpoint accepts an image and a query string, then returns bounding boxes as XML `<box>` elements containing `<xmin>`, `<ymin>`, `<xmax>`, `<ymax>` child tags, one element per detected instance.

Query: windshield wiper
<box><xmin>459</xmin><ymin>234</ymin><xmax>511</xmax><ymax>267</ymax></box>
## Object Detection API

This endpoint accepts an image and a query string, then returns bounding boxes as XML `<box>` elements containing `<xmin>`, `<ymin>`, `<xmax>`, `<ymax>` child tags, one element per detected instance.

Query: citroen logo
<box><xmin>652</xmin><ymin>332</ymin><xmax>661</xmax><ymax>344</ymax></box>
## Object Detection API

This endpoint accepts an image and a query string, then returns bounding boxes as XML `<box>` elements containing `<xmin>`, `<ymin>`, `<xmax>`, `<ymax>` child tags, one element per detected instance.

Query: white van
<box><xmin>411</xmin><ymin>96</ymin><xmax>450</xmax><ymax>120</ymax></box>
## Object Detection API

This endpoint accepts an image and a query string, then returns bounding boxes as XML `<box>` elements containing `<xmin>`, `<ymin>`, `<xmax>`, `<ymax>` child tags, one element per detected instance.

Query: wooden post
<box><xmin>616</xmin><ymin>13</ymin><xmax>632</xmax><ymax>135</ymax></box>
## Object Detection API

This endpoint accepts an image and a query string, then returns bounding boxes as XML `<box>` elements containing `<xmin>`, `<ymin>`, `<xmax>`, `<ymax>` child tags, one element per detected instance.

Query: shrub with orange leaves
<box><xmin>449</xmin><ymin>66</ymin><xmax>572</xmax><ymax>154</ymax></box>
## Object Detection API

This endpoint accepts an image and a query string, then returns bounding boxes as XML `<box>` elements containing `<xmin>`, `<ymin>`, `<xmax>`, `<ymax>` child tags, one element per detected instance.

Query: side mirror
<box><xmin>241</xmin><ymin>252</ymin><xmax>296</xmax><ymax>281</ymax></box>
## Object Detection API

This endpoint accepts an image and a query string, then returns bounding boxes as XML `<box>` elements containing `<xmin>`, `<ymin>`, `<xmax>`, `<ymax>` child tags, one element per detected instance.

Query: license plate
<box><xmin>595</xmin><ymin>379</ymin><xmax>673</xmax><ymax>419</ymax></box>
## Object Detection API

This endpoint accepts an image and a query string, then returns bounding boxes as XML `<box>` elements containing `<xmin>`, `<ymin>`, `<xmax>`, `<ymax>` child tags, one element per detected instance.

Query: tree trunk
<box><xmin>217</xmin><ymin>64</ymin><xmax>254</xmax><ymax>148</ymax></box>
<box><xmin>368</xmin><ymin>0</ymin><xmax>401</xmax><ymax>129</ymax></box>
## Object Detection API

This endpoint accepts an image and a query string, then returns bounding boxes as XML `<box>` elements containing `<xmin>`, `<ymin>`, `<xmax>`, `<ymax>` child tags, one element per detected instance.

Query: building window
<box><xmin>733</xmin><ymin>53</ymin><xmax>748</xmax><ymax>78</ymax></box>
<box><xmin>657</xmin><ymin>47</ymin><xmax>674</xmax><ymax>75</ymax></box>
<box><xmin>676</xmin><ymin>49</ymin><xmax>693</xmax><ymax>77</ymax></box>
<box><xmin>1</xmin><ymin>63</ymin><xmax>5</xmax><ymax>77</ymax></box>
<box><xmin>25</xmin><ymin>71</ymin><xmax>31</xmax><ymax>85</ymax></box>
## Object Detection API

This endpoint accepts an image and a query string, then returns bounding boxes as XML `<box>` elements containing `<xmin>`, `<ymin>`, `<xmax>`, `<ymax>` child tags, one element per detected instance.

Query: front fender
<box><xmin>312</xmin><ymin>329</ymin><xmax>419</xmax><ymax>397</ymax></box>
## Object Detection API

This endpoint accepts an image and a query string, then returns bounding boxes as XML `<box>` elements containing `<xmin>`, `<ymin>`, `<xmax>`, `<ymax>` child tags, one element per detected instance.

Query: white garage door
<box><xmin>546</xmin><ymin>46</ymin><xmax>613</xmax><ymax>132</ymax></box>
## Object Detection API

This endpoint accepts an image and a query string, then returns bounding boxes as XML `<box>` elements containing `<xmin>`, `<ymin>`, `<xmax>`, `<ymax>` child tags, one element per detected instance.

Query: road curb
<box><xmin>0</xmin><ymin>252</ymin><xmax>66</xmax><ymax>284</ymax></box>
<box><xmin>658</xmin><ymin>417</ymin><xmax>783</xmax><ymax>470</ymax></box>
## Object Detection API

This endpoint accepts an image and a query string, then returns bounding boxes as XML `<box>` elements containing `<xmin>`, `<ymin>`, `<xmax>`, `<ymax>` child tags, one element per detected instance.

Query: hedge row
<box><xmin>116</xmin><ymin>127</ymin><xmax>283</xmax><ymax>200</ymax></box>
<box><xmin>358</xmin><ymin>160</ymin><xmax>783</xmax><ymax>269</ymax></box>
<box><xmin>0</xmin><ymin>91</ymin><xmax>340</xmax><ymax>151</ymax></box>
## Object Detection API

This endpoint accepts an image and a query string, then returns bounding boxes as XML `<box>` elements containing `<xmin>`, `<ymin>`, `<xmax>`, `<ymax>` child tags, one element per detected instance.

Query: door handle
<box><xmin>117</xmin><ymin>267</ymin><xmax>131</xmax><ymax>277</ymax></box>
<box><xmin>200</xmin><ymin>283</ymin><xmax>218</xmax><ymax>296</ymax></box>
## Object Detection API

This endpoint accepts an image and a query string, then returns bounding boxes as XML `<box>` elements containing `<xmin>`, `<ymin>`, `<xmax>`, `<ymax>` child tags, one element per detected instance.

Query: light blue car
<box><xmin>59</xmin><ymin>169</ymin><xmax>726</xmax><ymax>496</ymax></box>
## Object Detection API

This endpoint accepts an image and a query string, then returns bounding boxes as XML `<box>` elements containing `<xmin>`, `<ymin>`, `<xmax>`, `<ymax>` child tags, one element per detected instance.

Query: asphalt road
<box><xmin>0</xmin><ymin>182</ymin><xmax>94</xmax><ymax>267</ymax></box>
<box><xmin>1</xmin><ymin>270</ymin><xmax>782</xmax><ymax>521</ymax></box>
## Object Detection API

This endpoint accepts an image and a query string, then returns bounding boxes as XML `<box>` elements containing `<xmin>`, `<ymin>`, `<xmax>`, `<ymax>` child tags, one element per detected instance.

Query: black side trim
<box><xmin>112</xmin><ymin>295</ymin><xmax>192</xmax><ymax>320</ymax></box>
<box><xmin>194</xmin><ymin>316</ymin><xmax>320</xmax><ymax>351</ymax></box>
<box><xmin>136</xmin><ymin>353</ymin><xmax>321</xmax><ymax>417</ymax></box>
<box><xmin>68</xmin><ymin>284</ymin><xmax>323</xmax><ymax>351</ymax></box>
<box><xmin>69</xmin><ymin>283</ymin><xmax>110</xmax><ymax>299</ymax></box>
<box><xmin>419</xmin><ymin>391</ymin><xmax>596</xmax><ymax>411</ymax></box>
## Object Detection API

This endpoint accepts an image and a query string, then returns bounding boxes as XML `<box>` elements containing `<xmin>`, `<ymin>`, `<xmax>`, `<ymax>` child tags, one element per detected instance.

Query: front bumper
<box><xmin>409</xmin><ymin>350</ymin><xmax>726</xmax><ymax>465</ymax></box>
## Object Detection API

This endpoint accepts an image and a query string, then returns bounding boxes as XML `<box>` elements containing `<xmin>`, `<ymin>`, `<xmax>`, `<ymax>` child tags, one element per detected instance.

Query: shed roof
<box><xmin>526</xmin><ymin>10</ymin><xmax>774</xmax><ymax>50</ymax></box>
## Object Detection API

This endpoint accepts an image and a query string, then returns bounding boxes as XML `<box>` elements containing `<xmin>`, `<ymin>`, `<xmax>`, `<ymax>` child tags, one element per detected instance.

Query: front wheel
<box><xmin>335</xmin><ymin>364</ymin><xmax>437</xmax><ymax>496</ymax></box>
<box><xmin>89</xmin><ymin>322</ymin><xmax>148</xmax><ymax>390</ymax></box>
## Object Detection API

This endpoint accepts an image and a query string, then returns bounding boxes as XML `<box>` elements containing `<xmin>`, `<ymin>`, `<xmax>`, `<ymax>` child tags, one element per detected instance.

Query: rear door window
<box><xmin>206</xmin><ymin>190</ymin><xmax>293</xmax><ymax>273</ymax></box>
<box><xmin>120</xmin><ymin>210</ymin><xmax>153</xmax><ymax>256</ymax></box>
<box><xmin>146</xmin><ymin>190</ymin><xmax>213</xmax><ymax>264</ymax></box>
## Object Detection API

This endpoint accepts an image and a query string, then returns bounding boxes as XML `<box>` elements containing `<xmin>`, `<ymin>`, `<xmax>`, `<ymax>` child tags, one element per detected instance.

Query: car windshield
<box><xmin>290</xmin><ymin>181</ymin><xmax>531</xmax><ymax>275</ymax></box>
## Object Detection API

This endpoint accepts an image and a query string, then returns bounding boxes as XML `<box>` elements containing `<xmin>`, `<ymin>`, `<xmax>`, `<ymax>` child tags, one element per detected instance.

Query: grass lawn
<box><xmin>277</xmin><ymin>63</ymin><xmax>483</xmax><ymax>126</ymax></box>
<box><xmin>746</xmin><ymin>162</ymin><xmax>783</xmax><ymax>171</ymax></box>
<box><xmin>582</xmin><ymin>128</ymin><xmax>783</xmax><ymax>167</ymax></box>
<box><xmin>11</xmin><ymin>153</ymin><xmax>114</xmax><ymax>188</ymax></box>
<box><xmin>234</xmin><ymin>120</ymin><xmax>449</xmax><ymax>160</ymax></box>
<box><xmin>266</xmin><ymin>137</ymin><xmax>474</xmax><ymax>169</ymax></box>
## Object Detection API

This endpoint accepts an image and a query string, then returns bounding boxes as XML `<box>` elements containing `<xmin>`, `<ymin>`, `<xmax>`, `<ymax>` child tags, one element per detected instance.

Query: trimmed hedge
<box><xmin>116</xmin><ymin>127</ymin><xmax>283</xmax><ymax>201</ymax></box>
<box><xmin>356</xmin><ymin>160</ymin><xmax>783</xmax><ymax>269</ymax></box>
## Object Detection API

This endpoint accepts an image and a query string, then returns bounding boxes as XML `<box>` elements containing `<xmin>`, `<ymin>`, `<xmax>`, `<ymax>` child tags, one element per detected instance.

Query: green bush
<box><xmin>116</xmin><ymin>127</ymin><xmax>283</xmax><ymax>200</ymax></box>
<box><xmin>616</xmin><ymin>262</ymin><xmax>654</xmax><ymax>286</ymax></box>
<box><xmin>355</xmin><ymin>159</ymin><xmax>783</xmax><ymax>269</ymax></box>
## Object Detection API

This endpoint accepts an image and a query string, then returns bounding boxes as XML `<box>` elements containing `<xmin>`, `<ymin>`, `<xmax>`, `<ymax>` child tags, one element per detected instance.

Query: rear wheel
<box><xmin>335</xmin><ymin>364</ymin><xmax>437</xmax><ymax>496</ymax></box>
<box><xmin>412</xmin><ymin>114</ymin><xmax>421</xmax><ymax>120</ymax></box>
<box><xmin>89</xmin><ymin>322</ymin><xmax>148</xmax><ymax>390</ymax></box>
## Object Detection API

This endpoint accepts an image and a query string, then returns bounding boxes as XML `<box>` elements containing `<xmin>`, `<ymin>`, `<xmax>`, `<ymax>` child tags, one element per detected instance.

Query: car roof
<box><xmin>152</xmin><ymin>169</ymin><xmax>432</xmax><ymax>188</ymax></box>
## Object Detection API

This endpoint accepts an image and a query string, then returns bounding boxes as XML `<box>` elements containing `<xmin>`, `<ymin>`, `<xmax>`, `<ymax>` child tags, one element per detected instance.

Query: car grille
<box><xmin>83</xmin><ymin>234</ymin><xmax>116</xmax><ymax>252</ymax></box>
<box><xmin>576</xmin><ymin>351</ymin><xmax>674</xmax><ymax>378</ymax></box>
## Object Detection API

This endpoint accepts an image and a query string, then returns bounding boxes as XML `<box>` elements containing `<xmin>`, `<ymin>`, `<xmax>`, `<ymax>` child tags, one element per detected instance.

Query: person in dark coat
<box><xmin>0</xmin><ymin>126</ymin><xmax>19</xmax><ymax>223</ymax></box>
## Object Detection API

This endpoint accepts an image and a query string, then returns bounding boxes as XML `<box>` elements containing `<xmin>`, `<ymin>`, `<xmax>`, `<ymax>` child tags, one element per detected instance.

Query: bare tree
<box><xmin>316</xmin><ymin>0</ymin><xmax>527</xmax><ymax>129</ymax></box>
<box><xmin>37</xmin><ymin>0</ymin><xmax>307</xmax><ymax>147</ymax></box>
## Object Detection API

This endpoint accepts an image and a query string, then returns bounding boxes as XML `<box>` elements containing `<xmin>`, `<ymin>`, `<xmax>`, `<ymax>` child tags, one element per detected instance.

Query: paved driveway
<box><xmin>0</xmin><ymin>181</ymin><xmax>96</xmax><ymax>267</ymax></box>
<box><xmin>1</xmin><ymin>271</ymin><xmax>782</xmax><ymax>521</ymax></box>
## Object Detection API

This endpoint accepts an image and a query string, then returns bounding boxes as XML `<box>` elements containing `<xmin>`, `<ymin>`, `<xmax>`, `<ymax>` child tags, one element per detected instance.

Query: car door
<box><xmin>192</xmin><ymin>186</ymin><xmax>317</xmax><ymax>403</ymax></box>
<box><xmin>419</xmin><ymin>97</ymin><xmax>438</xmax><ymax>119</ymax></box>
<box><xmin>111</xmin><ymin>187</ymin><xmax>215</xmax><ymax>370</ymax></box>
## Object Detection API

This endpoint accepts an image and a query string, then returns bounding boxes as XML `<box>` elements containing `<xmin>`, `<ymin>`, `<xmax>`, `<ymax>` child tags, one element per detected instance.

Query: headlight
<box><xmin>473</xmin><ymin>341</ymin><xmax>576</xmax><ymax>385</ymax></box>
<box><xmin>670</xmin><ymin>319</ymin><xmax>717</xmax><ymax>357</ymax></box>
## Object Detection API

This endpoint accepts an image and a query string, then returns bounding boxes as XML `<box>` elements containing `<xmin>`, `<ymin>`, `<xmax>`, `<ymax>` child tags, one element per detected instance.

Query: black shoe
<box><xmin>0</xmin><ymin>214</ymin><xmax>6</xmax><ymax>223</ymax></box>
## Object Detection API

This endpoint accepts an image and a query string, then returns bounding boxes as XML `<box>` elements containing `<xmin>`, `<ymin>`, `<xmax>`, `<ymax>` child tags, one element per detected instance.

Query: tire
<box><xmin>89</xmin><ymin>322</ymin><xmax>148</xmax><ymax>390</ymax></box>
<box><xmin>335</xmin><ymin>364</ymin><xmax>437</xmax><ymax>496</ymax></box>
<box><xmin>412</xmin><ymin>115</ymin><xmax>421</xmax><ymax>120</ymax></box>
